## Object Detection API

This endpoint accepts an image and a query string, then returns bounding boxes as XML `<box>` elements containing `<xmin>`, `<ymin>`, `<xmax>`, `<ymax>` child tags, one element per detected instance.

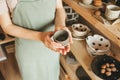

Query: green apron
<box><xmin>12</xmin><ymin>0</ymin><xmax>60</xmax><ymax>80</ymax></box>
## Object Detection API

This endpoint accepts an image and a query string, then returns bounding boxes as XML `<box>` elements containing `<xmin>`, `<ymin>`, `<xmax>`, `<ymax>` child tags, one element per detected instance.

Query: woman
<box><xmin>0</xmin><ymin>0</ymin><xmax>72</xmax><ymax>80</ymax></box>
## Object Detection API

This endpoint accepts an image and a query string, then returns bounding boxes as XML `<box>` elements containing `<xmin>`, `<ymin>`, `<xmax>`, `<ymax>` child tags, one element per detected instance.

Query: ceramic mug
<box><xmin>105</xmin><ymin>4</ymin><xmax>120</xmax><ymax>20</ymax></box>
<box><xmin>82</xmin><ymin>0</ymin><xmax>93</xmax><ymax>5</ymax></box>
<box><xmin>52</xmin><ymin>30</ymin><xmax>69</xmax><ymax>46</ymax></box>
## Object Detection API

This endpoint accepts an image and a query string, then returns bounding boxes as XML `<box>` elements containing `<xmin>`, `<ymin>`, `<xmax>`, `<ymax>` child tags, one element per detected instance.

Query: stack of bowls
<box><xmin>71</xmin><ymin>23</ymin><xmax>91</xmax><ymax>40</ymax></box>
<box><xmin>86</xmin><ymin>34</ymin><xmax>111</xmax><ymax>56</ymax></box>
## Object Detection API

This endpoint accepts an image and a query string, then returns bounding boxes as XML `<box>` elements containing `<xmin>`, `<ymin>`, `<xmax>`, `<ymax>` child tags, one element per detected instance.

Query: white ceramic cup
<box><xmin>52</xmin><ymin>30</ymin><xmax>69</xmax><ymax>46</ymax></box>
<box><xmin>105</xmin><ymin>5</ymin><xmax>120</xmax><ymax>20</ymax></box>
<box><xmin>82</xmin><ymin>0</ymin><xmax>93</xmax><ymax>5</ymax></box>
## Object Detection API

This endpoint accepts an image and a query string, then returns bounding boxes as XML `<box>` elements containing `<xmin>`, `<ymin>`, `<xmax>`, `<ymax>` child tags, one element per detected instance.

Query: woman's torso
<box><xmin>13</xmin><ymin>0</ymin><xmax>58</xmax><ymax>58</ymax></box>
<box><xmin>12</xmin><ymin>1</ymin><xmax>60</xmax><ymax>80</ymax></box>
<box><xmin>12</xmin><ymin>0</ymin><xmax>56</xmax><ymax>31</ymax></box>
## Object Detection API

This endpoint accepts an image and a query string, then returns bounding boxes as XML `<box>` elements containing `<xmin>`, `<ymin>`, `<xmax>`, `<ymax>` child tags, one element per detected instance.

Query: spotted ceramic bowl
<box><xmin>71</xmin><ymin>23</ymin><xmax>91</xmax><ymax>37</ymax></box>
<box><xmin>86</xmin><ymin>34</ymin><xmax>111</xmax><ymax>56</ymax></box>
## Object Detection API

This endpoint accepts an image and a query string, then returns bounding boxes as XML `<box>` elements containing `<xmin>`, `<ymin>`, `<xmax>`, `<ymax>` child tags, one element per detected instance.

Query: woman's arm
<box><xmin>55</xmin><ymin>0</ymin><xmax>66</xmax><ymax>28</ymax></box>
<box><xmin>0</xmin><ymin>12</ymin><xmax>64</xmax><ymax>53</ymax></box>
<box><xmin>0</xmin><ymin>12</ymin><xmax>42</xmax><ymax>41</ymax></box>
<box><xmin>55</xmin><ymin>0</ymin><xmax>73</xmax><ymax>55</ymax></box>
<box><xmin>55</xmin><ymin>0</ymin><xmax>72</xmax><ymax>42</ymax></box>
<box><xmin>0</xmin><ymin>0</ymin><xmax>70</xmax><ymax>54</ymax></box>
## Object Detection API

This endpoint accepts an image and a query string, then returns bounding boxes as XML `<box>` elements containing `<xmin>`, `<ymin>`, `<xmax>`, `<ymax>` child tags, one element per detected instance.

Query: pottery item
<box><xmin>105</xmin><ymin>4</ymin><xmax>120</xmax><ymax>20</ymax></box>
<box><xmin>71</xmin><ymin>23</ymin><xmax>91</xmax><ymax>38</ymax></box>
<box><xmin>52</xmin><ymin>30</ymin><xmax>69</xmax><ymax>46</ymax></box>
<box><xmin>91</xmin><ymin>55</ymin><xmax>120</xmax><ymax>80</ymax></box>
<box><xmin>86</xmin><ymin>34</ymin><xmax>111</xmax><ymax>56</ymax></box>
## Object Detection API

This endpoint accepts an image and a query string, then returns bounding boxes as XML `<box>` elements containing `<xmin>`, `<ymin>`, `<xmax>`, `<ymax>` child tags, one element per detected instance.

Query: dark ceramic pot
<box><xmin>91</xmin><ymin>55</ymin><xmax>120</xmax><ymax>80</ymax></box>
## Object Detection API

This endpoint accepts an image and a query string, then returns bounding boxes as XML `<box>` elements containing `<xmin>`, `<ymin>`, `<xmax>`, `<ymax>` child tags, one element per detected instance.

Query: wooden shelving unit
<box><xmin>63</xmin><ymin>0</ymin><xmax>120</xmax><ymax>41</ymax></box>
<box><xmin>0</xmin><ymin>0</ymin><xmax>119</xmax><ymax>80</ymax></box>
<box><xmin>63</xmin><ymin>0</ymin><xmax>120</xmax><ymax>56</ymax></box>
<box><xmin>62</xmin><ymin>0</ymin><xmax>120</xmax><ymax>80</ymax></box>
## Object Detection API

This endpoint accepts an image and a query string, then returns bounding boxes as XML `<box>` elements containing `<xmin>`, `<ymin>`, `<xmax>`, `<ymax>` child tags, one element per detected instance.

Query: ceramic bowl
<box><xmin>86</xmin><ymin>44</ymin><xmax>110</xmax><ymax>56</ymax></box>
<box><xmin>86</xmin><ymin>34</ymin><xmax>111</xmax><ymax>56</ymax></box>
<box><xmin>105</xmin><ymin>5</ymin><xmax>120</xmax><ymax>20</ymax></box>
<box><xmin>91</xmin><ymin>55</ymin><xmax>120</xmax><ymax>80</ymax></box>
<box><xmin>71</xmin><ymin>23</ymin><xmax>91</xmax><ymax>37</ymax></box>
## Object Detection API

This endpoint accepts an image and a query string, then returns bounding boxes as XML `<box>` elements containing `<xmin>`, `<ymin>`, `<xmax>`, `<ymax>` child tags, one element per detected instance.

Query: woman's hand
<box><xmin>40</xmin><ymin>31</ymin><xmax>67</xmax><ymax>54</ymax></box>
<box><xmin>40</xmin><ymin>28</ymin><xmax>73</xmax><ymax>55</ymax></box>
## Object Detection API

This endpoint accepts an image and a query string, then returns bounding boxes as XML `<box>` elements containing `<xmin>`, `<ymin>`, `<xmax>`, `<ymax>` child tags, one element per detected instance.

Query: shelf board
<box><xmin>60</xmin><ymin>67</ymin><xmax>66</xmax><ymax>80</ymax></box>
<box><xmin>63</xmin><ymin>0</ymin><xmax>120</xmax><ymax>47</ymax></box>
<box><xmin>60</xmin><ymin>55</ymin><xmax>80</xmax><ymax>80</ymax></box>
<box><xmin>70</xmin><ymin>40</ymin><xmax>103</xmax><ymax>80</ymax></box>
<box><xmin>60</xmin><ymin>66</ymin><xmax>71</xmax><ymax>80</ymax></box>
<box><xmin>0</xmin><ymin>35</ymin><xmax>15</xmax><ymax>45</ymax></box>
<box><xmin>105</xmin><ymin>23</ymin><xmax>120</xmax><ymax>39</ymax></box>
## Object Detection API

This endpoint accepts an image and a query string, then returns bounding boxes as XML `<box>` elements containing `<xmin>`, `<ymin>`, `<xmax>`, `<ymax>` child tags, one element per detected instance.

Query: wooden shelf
<box><xmin>63</xmin><ymin>0</ymin><xmax>120</xmax><ymax>48</ymax></box>
<box><xmin>70</xmin><ymin>40</ymin><xmax>102</xmax><ymax>80</ymax></box>
<box><xmin>60</xmin><ymin>66</ymin><xmax>71</xmax><ymax>80</ymax></box>
<box><xmin>60</xmin><ymin>67</ymin><xmax>66</xmax><ymax>80</ymax></box>
<box><xmin>60</xmin><ymin>55</ymin><xmax>80</xmax><ymax>80</ymax></box>
<box><xmin>105</xmin><ymin>23</ymin><xmax>120</xmax><ymax>40</ymax></box>
<box><xmin>0</xmin><ymin>35</ymin><xmax>15</xmax><ymax>45</ymax></box>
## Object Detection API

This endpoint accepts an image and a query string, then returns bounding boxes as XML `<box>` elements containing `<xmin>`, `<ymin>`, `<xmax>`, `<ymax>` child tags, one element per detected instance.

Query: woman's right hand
<box><xmin>40</xmin><ymin>31</ymin><xmax>66</xmax><ymax>54</ymax></box>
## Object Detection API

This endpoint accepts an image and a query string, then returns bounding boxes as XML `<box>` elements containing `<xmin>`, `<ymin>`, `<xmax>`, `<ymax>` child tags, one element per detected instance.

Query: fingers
<box><xmin>51</xmin><ymin>45</ymin><xmax>70</xmax><ymax>55</ymax></box>
<box><xmin>65</xmin><ymin>44</ymin><xmax>70</xmax><ymax>52</ymax></box>
<box><xmin>68</xmin><ymin>30</ymin><xmax>73</xmax><ymax>44</ymax></box>
<box><xmin>61</xmin><ymin>50</ymin><xmax>67</xmax><ymax>55</ymax></box>
<box><xmin>55</xmin><ymin>44</ymin><xmax>70</xmax><ymax>55</ymax></box>
<box><xmin>57</xmin><ymin>49</ymin><xmax>67</xmax><ymax>55</ymax></box>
